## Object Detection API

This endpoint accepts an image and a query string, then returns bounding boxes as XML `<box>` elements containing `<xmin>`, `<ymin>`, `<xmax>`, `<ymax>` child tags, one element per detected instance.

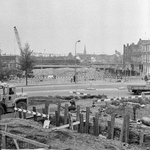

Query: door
<box><xmin>6</xmin><ymin>87</ymin><xmax>16</xmax><ymax>107</ymax></box>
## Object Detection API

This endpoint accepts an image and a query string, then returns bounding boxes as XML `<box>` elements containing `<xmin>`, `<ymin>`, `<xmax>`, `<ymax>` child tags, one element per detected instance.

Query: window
<box><xmin>9</xmin><ymin>88</ymin><xmax>14</xmax><ymax>95</ymax></box>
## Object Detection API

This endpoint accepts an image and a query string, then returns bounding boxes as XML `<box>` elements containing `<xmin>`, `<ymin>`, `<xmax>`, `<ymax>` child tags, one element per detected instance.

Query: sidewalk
<box><xmin>8</xmin><ymin>77</ymin><xmax>146</xmax><ymax>87</ymax></box>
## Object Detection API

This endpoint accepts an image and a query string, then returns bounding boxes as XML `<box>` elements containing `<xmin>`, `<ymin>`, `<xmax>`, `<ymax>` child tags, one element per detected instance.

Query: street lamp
<box><xmin>75</xmin><ymin>40</ymin><xmax>81</xmax><ymax>83</ymax></box>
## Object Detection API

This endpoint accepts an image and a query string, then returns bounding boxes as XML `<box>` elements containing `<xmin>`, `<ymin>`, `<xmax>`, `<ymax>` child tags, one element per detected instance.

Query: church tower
<box><xmin>84</xmin><ymin>45</ymin><xmax>87</xmax><ymax>55</ymax></box>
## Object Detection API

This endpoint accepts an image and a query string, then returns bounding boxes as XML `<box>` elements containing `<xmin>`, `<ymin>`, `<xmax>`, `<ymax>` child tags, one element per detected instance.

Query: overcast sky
<box><xmin>0</xmin><ymin>0</ymin><xmax>150</xmax><ymax>56</ymax></box>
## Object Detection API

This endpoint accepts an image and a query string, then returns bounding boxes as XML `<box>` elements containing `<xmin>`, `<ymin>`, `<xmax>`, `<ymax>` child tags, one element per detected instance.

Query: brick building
<box><xmin>123</xmin><ymin>39</ymin><xmax>150</xmax><ymax>76</ymax></box>
<box><xmin>1</xmin><ymin>55</ymin><xmax>19</xmax><ymax>69</ymax></box>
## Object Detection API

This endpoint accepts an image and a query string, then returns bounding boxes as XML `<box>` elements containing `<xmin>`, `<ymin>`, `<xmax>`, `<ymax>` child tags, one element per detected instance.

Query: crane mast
<box><xmin>14</xmin><ymin>26</ymin><xmax>22</xmax><ymax>53</ymax></box>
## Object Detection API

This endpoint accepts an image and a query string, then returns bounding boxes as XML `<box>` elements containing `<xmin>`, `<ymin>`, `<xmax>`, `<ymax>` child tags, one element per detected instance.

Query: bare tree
<box><xmin>19</xmin><ymin>43</ymin><xmax>35</xmax><ymax>85</ymax></box>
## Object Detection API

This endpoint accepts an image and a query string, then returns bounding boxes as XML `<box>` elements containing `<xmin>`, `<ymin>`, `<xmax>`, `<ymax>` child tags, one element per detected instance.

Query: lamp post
<box><xmin>75</xmin><ymin>40</ymin><xmax>81</xmax><ymax>83</ymax></box>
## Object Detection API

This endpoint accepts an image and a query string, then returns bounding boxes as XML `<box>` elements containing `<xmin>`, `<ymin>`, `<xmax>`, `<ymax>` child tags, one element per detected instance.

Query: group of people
<box><xmin>70</xmin><ymin>75</ymin><xmax>76</xmax><ymax>83</ymax></box>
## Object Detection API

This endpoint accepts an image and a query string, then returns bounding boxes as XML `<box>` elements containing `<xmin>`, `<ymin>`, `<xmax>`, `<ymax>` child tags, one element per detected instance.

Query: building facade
<box><xmin>123</xmin><ymin>39</ymin><xmax>150</xmax><ymax>76</ymax></box>
<box><xmin>1</xmin><ymin>55</ymin><xmax>19</xmax><ymax>69</ymax></box>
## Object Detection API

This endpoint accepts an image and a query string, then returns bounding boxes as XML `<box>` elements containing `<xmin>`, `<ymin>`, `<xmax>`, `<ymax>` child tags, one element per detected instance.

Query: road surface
<box><xmin>16</xmin><ymin>81</ymin><xmax>134</xmax><ymax>98</ymax></box>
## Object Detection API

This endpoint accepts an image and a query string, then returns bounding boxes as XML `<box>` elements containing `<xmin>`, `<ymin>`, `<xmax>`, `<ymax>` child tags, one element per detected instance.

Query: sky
<box><xmin>0</xmin><ymin>0</ymin><xmax>150</xmax><ymax>56</ymax></box>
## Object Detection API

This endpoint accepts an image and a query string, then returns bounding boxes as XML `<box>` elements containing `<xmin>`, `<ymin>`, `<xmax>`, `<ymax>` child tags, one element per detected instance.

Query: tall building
<box><xmin>123</xmin><ymin>39</ymin><xmax>150</xmax><ymax>75</ymax></box>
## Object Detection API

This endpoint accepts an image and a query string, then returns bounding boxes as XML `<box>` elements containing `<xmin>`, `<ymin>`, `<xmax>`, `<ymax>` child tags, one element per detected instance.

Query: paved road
<box><xmin>16</xmin><ymin>80</ymin><xmax>136</xmax><ymax>98</ymax></box>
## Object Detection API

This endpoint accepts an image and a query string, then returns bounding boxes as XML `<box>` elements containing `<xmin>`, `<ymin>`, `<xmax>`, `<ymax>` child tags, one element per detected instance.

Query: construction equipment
<box><xmin>14</xmin><ymin>26</ymin><xmax>22</xmax><ymax>52</ymax></box>
<box><xmin>0</xmin><ymin>82</ymin><xmax>28</xmax><ymax>115</ymax></box>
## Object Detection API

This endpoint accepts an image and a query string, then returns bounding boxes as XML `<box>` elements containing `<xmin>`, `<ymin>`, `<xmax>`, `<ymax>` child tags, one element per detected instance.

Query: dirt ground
<box><xmin>0</xmin><ymin>118</ymin><xmax>146</xmax><ymax>150</ymax></box>
<box><xmin>0</xmin><ymin>97</ymin><xmax>150</xmax><ymax>149</ymax></box>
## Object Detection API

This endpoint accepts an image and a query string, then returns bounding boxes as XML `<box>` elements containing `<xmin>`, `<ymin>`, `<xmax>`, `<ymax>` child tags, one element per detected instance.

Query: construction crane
<box><xmin>14</xmin><ymin>26</ymin><xmax>22</xmax><ymax>53</ymax></box>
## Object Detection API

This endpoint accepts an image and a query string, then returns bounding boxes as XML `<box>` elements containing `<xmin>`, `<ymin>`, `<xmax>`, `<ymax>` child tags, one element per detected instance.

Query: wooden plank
<box><xmin>133</xmin><ymin>107</ymin><xmax>136</xmax><ymax>121</ymax></box>
<box><xmin>13</xmin><ymin>139</ymin><xmax>20</xmax><ymax>150</ymax></box>
<box><xmin>26</xmin><ymin>116</ymin><xmax>34</xmax><ymax>119</ymax></box>
<box><xmin>125</xmin><ymin>114</ymin><xmax>130</xmax><ymax>143</ymax></box>
<box><xmin>55</xmin><ymin>111</ymin><xmax>59</xmax><ymax>126</ymax></box>
<box><xmin>42</xmin><ymin>108</ymin><xmax>47</xmax><ymax>121</ymax></box>
<box><xmin>64</xmin><ymin>104</ymin><xmax>68</xmax><ymax>125</ymax></box>
<box><xmin>95</xmin><ymin>113</ymin><xmax>99</xmax><ymax>136</ymax></box>
<box><xmin>79</xmin><ymin>114</ymin><xmax>84</xmax><ymax>133</ymax></box>
<box><xmin>85</xmin><ymin>107</ymin><xmax>90</xmax><ymax>134</ymax></box>
<box><xmin>2</xmin><ymin>124</ymin><xmax>7</xmax><ymax>149</ymax></box>
<box><xmin>42</xmin><ymin>108</ymin><xmax>45</xmax><ymax>114</ymax></box>
<box><xmin>76</xmin><ymin>105</ymin><xmax>80</xmax><ymax>121</ymax></box>
<box><xmin>50</xmin><ymin>121</ymin><xmax>80</xmax><ymax>131</ymax></box>
<box><xmin>18</xmin><ymin>110</ymin><xmax>22</xmax><ymax>119</ymax></box>
<box><xmin>1</xmin><ymin>131</ymin><xmax>50</xmax><ymax>148</ymax></box>
<box><xmin>120</xmin><ymin>115</ymin><xmax>126</xmax><ymax>142</ymax></box>
<box><xmin>21</xmin><ymin>106</ymin><xmax>24</xmax><ymax>119</ymax></box>
<box><xmin>23</xmin><ymin>111</ymin><xmax>26</xmax><ymax>119</ymax></box>
<box><xmin>33</xmin><ymin>106</ymin><xmax>37</xmax><ymax>121</ymax></box>
<box><xmin>107</xmin><ymin>121</ymin><xmax>111</xmax><ymax>139</ymax></box>
<box><xmin>93</xmin><ymin>117</ymin><xmax>96</xmax><ymax>135</ymax></box>
<box><xmin>44</xmin><ymin>101</ymin><xmax>49</xmax><ymax>115</ymax></box>
<box><xmin>111</xmin><ymin>114</ymin><xmax>115</xmax><ymax>139</ymax></box>
<box><xmin>75</xmin><ymin>105</ymin><xmax>80</xmax><ymax>131</ymax></box>
<box><xmin>68</xmin><ymin>114</ymin><xmax>73</xmax><ymax>130</ymax></box>
<box><xmin>57</xmin><ymin>101</ymin><xmax>61</xmax><ymax>126</ymax></box>
<box><xmin>2</xmin><ymin>134</ymin><xmax>6</xmax><ymax>149</ymax></box>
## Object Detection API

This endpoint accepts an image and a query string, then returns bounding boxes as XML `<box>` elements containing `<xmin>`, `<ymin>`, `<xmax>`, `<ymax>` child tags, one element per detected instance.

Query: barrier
<box><xmin>14</xmin><ymin>107</ymin><xmax>49</xmax><ymax>119</ymax></box>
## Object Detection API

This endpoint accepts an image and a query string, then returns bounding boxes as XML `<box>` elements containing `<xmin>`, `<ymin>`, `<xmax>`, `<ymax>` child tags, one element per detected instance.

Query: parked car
<box><xmin>48</xmin><ymin>75</ymin><xmax>56</xmax><ymax>79</ymax></box>
<box><xmin>127</xmin><ymin>80</ymin><xmax>150</xmax><ymax>95</ymax></box>
<box><xmin>141</xmin><ymin>91</ymin><xmax>150</xmax><ymax>98</ymax></box>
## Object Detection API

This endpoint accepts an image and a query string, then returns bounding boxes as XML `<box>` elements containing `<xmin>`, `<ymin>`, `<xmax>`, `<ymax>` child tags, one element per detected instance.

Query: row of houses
<box><xmin>123</xmin><ymin>38</ymin><xmax>150</xmax><ymax>76</ymax></box>
<box><xmin>1</xmin><ymin>38</ymin><xmax>150</xmax><ymax>76</ymax></box>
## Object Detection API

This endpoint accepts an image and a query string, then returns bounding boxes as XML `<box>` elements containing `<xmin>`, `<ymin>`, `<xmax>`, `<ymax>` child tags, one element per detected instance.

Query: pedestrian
<box><xmin>144</xmin><ymin>75</ymin><xmax>148</xmax><ymax>82</ymax></box>
<box><xmin>68</xmin><ymin>99</ymin><xmax>76</xmax><ymax>111</ymax></box>
<box><xmin>73</xmin><ymin>75</ymin><xmax>76</xmax><ymax>82</ymax></box>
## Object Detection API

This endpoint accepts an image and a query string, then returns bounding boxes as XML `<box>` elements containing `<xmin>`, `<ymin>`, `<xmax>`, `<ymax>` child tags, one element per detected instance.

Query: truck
<box><xmin>127</xmin><ymin>81</ymin><xmax>150</xmax><ymax>95</ymax></box>
<box><xmin>0</xmin><ymin>82</ymin><xmax>28</xmax><ymax>115</ymax></box>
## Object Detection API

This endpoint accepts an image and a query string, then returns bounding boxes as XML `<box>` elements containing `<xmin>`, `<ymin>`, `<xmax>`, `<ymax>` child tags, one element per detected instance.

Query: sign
<box><xmin>43</xmin><ymin>120</ymin><xmax>50</xmax><ymax>129</ymax></box>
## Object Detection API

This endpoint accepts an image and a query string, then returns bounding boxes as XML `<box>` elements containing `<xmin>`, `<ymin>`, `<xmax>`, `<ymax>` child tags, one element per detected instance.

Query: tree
<box><xmin>68</xmin><ymin>52</ymin><xmax>73</xmax><ymax>58</ymax></box>
<box><xmin>19</xmin><ymin>43</ymin><xmax>35</xmax><ymax>85</ymax></box>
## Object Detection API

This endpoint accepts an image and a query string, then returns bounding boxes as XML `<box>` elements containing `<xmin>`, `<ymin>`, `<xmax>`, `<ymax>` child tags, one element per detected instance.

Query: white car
<box><xmin>48</xmin><ymin>75</ymin><xmax>55</xmax><ymax>79</ymax></box>
<box><xmin>141</xmin><ymin>91</ymin><xmax>150</xmax><ymax>98</ymax></box>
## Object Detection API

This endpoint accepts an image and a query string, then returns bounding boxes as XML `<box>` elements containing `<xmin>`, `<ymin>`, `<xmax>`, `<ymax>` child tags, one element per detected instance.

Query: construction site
<box><xmin>1</xmin><ymin>1</ymin><xmax>150</xmax><ymax>149</ymax></box>
<box><xmin>0</xmin><ymin>27</ymin><xmax>150</xmax><ymax>150</ymax></box>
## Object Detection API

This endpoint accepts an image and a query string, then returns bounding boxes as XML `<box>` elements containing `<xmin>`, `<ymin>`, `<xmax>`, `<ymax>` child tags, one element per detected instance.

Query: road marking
<box><xmin>26</xmin><ymin>88</ymin><xmax>120</xmax><ymax>93</ymax></box>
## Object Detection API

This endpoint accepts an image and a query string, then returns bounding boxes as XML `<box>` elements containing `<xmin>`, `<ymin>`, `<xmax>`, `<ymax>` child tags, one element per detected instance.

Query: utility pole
<box><xmin>74</xmin><ymin>40</ymin><xmax>81</xmax><ymax>83</ymax></box>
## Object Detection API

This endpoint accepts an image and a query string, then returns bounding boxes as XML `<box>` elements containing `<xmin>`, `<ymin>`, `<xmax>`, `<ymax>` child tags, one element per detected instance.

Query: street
<box><xmin>16</xmin><ymin>81</ymin><xmax>135</xmax><ymax>98</ymax></box>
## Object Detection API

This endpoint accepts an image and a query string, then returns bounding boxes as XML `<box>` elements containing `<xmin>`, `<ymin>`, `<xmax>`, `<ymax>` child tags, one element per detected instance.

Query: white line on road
<box><xmin>26</xmin><ymin>88</ymin><xmax>121</xmax><ymax>93</ymax></box>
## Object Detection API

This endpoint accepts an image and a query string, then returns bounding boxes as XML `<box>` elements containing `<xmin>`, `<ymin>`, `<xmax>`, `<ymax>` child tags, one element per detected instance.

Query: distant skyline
<box><xmin>0</xmin><ymin>0</ymin><xmax>150</xmax><ymax>56</ymax></box>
